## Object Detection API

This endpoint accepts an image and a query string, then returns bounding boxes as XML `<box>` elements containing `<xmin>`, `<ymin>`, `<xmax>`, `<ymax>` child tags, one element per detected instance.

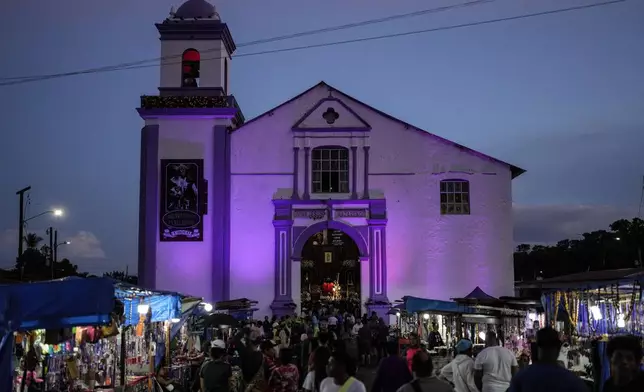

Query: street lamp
<box><xmin>50</xmin><ymin>227</ymin><xmax>71</xmax><ymax>279</ymax></box>
<box><xmin>23</xmin><ymin>208</ymin><xmax>64</xmax><ymax>223</ymax></box>
<box><xmin>54</xmin><ymin>240</ymin><xmax>71</xmax><ymax>262</ymax></box>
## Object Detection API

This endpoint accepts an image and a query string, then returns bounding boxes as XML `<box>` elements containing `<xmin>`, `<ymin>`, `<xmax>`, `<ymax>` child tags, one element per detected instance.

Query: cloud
<box><xmin>64</xmin><ymin>231</ymin><xmax>106</xmax><ymax>259</ymax></box>
<box><xmin>513</xmin><ymin>204</ymin><xmax>638</xmax><ymax>244</ymax></box>
<box><xmin>0</xmin><ymin>228</ymin><xmax>106</xmax><ymax>259</ymax></box>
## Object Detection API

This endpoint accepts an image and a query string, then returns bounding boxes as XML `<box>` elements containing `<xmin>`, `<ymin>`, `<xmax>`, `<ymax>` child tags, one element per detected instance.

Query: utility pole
<box><xmin>53</xmin><ymin>230</ymin><xmax>58</xmax><ymax>264</ymax></box>
<box><xmin>16</xmin><ymin>186</ymin><xmax>31</xmax><ymax>280</ymax></box>
<box><xmin>47</xmin><ymin>227</ymin><xmax>54</xmax><ymax>279</ymax></box>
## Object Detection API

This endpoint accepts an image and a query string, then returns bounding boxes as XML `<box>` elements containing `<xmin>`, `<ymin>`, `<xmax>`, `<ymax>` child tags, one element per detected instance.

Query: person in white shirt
<box><xmin>328</xmin><ymin>314</ymin><xmax>338</xmax><ymax>326</ymax></box>
<box><xmin>474</xmin><ymin>332</ymin><xmax>518</xmax><ymax>392</ymax></box>
<box><xmin>440</xmin><ymin>339</ymin><xmax>479</xmax><ymax>392</ymax></box>
<box><xmin>320</xmin><ymin>350</ymin><xmax>366</xmax><ymax>392</ymax></box>
<box><xmin>351</xmin><ymin>320</ymin><xmax>363</xmax><ymax>336</ymax></box>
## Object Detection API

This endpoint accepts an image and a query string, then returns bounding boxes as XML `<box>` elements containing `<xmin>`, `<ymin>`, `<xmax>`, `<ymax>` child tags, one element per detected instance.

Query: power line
<box><xmin>0</xmin><ymin>0</ymin><xmax>494</xmax><ymax>82</ymax></box>
<box><xmin>0</xmin><ymin>0</ymin><xmax>625</xmax><ymax>87</ymax></box>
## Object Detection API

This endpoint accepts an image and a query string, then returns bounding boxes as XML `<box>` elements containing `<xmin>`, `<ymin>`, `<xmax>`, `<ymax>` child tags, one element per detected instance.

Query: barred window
<box><xmin>312</xmin><ymin>146</ymin><xmax>349</xmax><ymax>193</ymax></box>
<box><xmin>440</xmin><ymin>180</ymin><xmax>470</xmax><ymax>215</ymax></box>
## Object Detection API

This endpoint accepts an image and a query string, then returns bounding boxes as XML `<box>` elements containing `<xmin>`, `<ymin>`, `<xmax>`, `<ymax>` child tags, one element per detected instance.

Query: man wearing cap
<box><xmin>440</xmin><ymin>339</ymin><xmax>478</xmax><ymax>392</ymax></box>
<box><xmin>200</xmin><ymin>340</ymin><xmax>232</xmax><ymax>392</ymax></box>
<box><xmin>507</xmin><ymin>327</ymin><xmax>587</xmax><ymax>392</ymax></box>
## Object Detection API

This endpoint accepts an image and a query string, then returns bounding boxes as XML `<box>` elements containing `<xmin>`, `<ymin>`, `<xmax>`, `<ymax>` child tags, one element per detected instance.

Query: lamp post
<box><xmin>17</xmin><ymin>201</ymin><xmax>64</xmax><ymax>280</ymax></box>
<box><xmin>52</xmin><ymin>231</ymin><xmax>71</xmax><ymax>279</ymax></box>
<box><xmin>16</xmin><ymin>186</ymin><xmax>31</xmax><ymax>259</ymax></box>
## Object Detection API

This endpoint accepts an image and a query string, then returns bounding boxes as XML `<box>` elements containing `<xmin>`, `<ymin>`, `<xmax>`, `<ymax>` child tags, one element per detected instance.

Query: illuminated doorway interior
<box><xmin>300</xmin><ymin>229</ymin><xmax>361</xmax><ymax>313</ymax></box>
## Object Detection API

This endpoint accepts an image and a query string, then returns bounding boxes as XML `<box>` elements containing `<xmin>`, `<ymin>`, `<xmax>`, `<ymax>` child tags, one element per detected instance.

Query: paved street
<box><xmin>356</xmin><ymin>365</ymin><xmax>377</xmax><ymax>390</ymax></box>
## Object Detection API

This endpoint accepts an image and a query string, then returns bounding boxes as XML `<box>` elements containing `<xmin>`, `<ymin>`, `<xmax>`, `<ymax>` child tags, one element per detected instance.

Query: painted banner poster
<box><xmin>160</xmin><ymin>159</ymin><xmax>204</xmax><ymax>242</ymax></box>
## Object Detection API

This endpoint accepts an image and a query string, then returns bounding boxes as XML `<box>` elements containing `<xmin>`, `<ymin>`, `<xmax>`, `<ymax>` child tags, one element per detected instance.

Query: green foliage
<box><xmin>514</xmin><ymin>218</ymin><xmax>644</xmax><ymax>280</ymax></box>
<box><xmin>103</xmin><ymin>270</ymin><xmax>138</xmax><ymax>285</ymax></box>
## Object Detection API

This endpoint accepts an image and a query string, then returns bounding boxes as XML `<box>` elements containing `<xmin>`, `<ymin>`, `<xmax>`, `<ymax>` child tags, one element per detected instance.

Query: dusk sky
<box><xmin>1</xmin><ymin>0</ymin><xmax>642</xmax><ymax>275</ymax></box>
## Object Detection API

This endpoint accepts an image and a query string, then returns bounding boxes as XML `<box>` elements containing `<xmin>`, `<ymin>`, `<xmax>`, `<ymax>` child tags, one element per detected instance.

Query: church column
<box><xmin>367</xmin><ymin>218</ymin><xmax>390</xmax><ymax>320</ymax></box>
<box><xmin>212</xmin><ymin>124</ymin><xmax>231</xmax><ymax>302</ymax></box>
<box><xmin>351</xmin><ymin>146</ymin><xmax>358</xmax><ymax>199</ymax></box>
<box><xmin>303</xmin><ymin>147</ymin><xmax>311</xmax><ymax>200</ymax></box>
<box><xmin>138</xmin><ymin>124</ymin><xmax>159</xmax><ymax>289</ymax></box>
<box><xmin>291</xmin><ymin>147</ymin><xmax>300</xmax><ymax>199</ymax></box>
<box><xmin>362</xmin><ymin>146</ymin><xmax>370</xmax><ymax>199</ymax></box>
<box><xmin>270</xmin><ymin>219</ymin><xmax>295</xmax><ymax>317</ymax></box>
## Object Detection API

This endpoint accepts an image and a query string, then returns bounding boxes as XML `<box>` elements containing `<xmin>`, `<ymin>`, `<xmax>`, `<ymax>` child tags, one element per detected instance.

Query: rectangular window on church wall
<box><xmin>312</xmin><ymin>146</ymin><xmax>349</xmax><ymax>193</ymax></box>
<box><xmin>440</xmin><ymin>180</ymin><xmax>470</xmax><ymax>215</ymax></box>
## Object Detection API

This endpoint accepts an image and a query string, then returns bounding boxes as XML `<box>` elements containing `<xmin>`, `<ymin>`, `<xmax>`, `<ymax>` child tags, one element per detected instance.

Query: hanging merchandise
<box><xmin>101</xmin><ymin>316</ymin><xmax>120</xmax><ymax>338</ymax></box>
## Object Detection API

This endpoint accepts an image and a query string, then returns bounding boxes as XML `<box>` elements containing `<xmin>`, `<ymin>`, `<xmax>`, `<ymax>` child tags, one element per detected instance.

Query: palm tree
<box><xmin>23</xmin><ymin>233</ymin><xmax>44</xmax><ymax>250</ymax></box>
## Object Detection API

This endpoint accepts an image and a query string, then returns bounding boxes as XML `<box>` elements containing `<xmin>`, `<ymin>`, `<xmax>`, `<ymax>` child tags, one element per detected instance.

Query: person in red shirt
<box><xmin>405</xmin><ymin>333</ymin><xmax>422</xmax><ymax>372</ymax></box>
<box><xmin>269</xmin><ymin>347</ymin><xmax>300</xmax><ymax>392</ymax></box>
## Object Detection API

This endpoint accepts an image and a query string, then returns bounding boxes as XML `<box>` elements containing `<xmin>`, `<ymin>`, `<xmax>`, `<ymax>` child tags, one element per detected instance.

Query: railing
<box><xmin>140</xmin><ymin>94</ymin><xmax>245</xmax><ymax>126</ymax></box>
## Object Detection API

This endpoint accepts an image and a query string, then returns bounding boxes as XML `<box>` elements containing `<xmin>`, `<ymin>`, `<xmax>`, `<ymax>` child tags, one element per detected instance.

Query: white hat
<box><xmin>212</xmin><ymin>339</ymin><xmax>226</xmax><ymax>349</ymax></box>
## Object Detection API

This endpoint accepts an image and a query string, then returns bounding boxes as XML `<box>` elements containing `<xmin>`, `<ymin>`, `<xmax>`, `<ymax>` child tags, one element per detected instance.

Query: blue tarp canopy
<box><xmin>402</xmin><ymin>296</ymin><xmax>474</xmax><ymax>314</ymax></box>
<box><xmin>113</xmin><ymin>283</ymin><xmax>182</xmax><ymax>326</ymax></box>
<box><xmin>0</xmin><ymin>277</ymin><xmax>115</xmax><ymax>331</ymax></box>
<box><xmin>0</xmin><ymin>277</ymin><xmax>116</xmax><ymax>392</ymax></box>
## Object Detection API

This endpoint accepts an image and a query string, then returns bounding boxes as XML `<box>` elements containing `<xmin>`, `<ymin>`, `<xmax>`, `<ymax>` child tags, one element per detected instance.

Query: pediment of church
<box><xmin>292</xmin><ymin>97</ymin><xmax>371</xmax><ymax>132</ymax></box>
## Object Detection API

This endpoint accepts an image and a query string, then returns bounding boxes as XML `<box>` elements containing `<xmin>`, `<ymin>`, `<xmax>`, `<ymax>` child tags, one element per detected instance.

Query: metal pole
<box><xmin>48</xmin><ymin>227</ymin><xmax>54</xmax><ymax>279</ymax></box>
<box><xmin>53</xmin><ymin>230</ymin><xmax>58</xmax><ymax>263</ymax></box>
<box><xmin>119</xmin><ymin>327</ymin><xmax>127</xmax><ymax>386</ymax></box>
<box><xmin>16</xmin><ymin>186</ymin><xmax>31</xmax><ymax>280</ymax></box>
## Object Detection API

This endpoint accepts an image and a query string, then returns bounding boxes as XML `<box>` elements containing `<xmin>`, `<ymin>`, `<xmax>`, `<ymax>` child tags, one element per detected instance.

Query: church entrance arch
<box><xmin>293</xmin><ymin>222</ymin><xmax>366</xmax><ymax>315</ymax></box>
<box><xmin>270</xmin><ymin>199</ymin><xmax>390</xmax><ymax>319</ymax></box>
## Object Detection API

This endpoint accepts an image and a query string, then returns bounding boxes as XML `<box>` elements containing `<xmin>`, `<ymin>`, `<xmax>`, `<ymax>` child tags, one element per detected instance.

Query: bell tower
<box><xmin>157</xmin><ymin>0</ymin><xmax>234</xmax><ymax>93</ymax></box>
<box><xmin>137</xmin><ymin>0</ymin><xmax>244</xmax><ymax>302</ymax></box>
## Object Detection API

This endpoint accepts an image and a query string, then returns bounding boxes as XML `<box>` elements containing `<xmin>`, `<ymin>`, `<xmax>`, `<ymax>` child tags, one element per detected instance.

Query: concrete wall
<box><xmin>145</xmin><ymin>117</ymin><xmax>218</xmax><ymax>301</ymax></box>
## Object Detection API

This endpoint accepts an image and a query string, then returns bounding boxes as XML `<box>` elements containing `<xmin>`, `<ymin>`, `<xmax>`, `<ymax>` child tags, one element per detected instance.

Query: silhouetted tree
<box><xmin>13</xmin><ymin>232</ymin><xmax>81</xmax><ymax>281</ymax></box>
<box><xmin>103</xmin><ymin>270</ymin><xmax>138</xmax><ymax>285</ymax></box>
<box><xmin>514</xmin><ymin>218</ymin><xmax>643</xmax><ymax>281</ymax></box>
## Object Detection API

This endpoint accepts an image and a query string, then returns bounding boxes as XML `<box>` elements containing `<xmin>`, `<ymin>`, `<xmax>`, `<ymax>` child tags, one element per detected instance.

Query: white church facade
<box><xmin>137</xmin><ymin>0</ymin><xmax>525</xmax><ymax>318</ymax></box>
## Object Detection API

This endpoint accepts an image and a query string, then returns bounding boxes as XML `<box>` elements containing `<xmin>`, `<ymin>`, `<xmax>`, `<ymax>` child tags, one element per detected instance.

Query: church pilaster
<box><xmin>367</xmin><ymin>217</ymin><xmax>390</xmax><ymax>322</ymax></box>
<box><xmin>291</xmin><ymin>147</ymin><xmax>300</xmax><ymax>199</ymax></box>
<box><xmin>212</xmin><ymin>124</ymin><xmax>231</xmax><ymax>302</ymax></box>
<box><xmin>351</xmin><ymin>146</ymin><xmax>358</xmax><ymax>199</ymax></box>
<box><xmin>138</xmin><ymin>125</ymin><xmax>159</xmax><ymax>289</ymax></box>
<box><xmin>367</xmin><ymin>219</ymin><xmax>389</xmax><ymax>303</ymax></box>
<box><xmin>362</xmin><ymin>146</ymin><xmax>370</xmax><ymax>199</ymax></box>
<box><xmin>303</xmin><ymin>147</ymin><xmax>311</xmax><ymax>200</ymax></box>
<box><xmin>271</xmin><ymin>218</ymin><xmax>296</xmax><ymax>317</ymax></box>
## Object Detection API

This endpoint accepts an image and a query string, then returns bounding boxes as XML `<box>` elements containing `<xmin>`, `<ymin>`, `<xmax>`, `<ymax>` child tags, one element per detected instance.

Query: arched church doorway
<box><xmin>300</xmin><ymin>229</ymin><xmax>361</xmax><ymax>315</ymax></box>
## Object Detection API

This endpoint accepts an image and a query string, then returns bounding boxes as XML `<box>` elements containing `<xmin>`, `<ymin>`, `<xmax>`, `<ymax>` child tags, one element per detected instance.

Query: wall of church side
<box><xmin>336</xmin><ymin>94</ymin><xmax>515</xmax><ymax>302</ymax></box>
<box><xmin>230</xmin><ymin>104</ymin><xmax>297</xmax><ymax>316</ymax></box>
<box><xmin>153</xmin><ymin>118</ymin><xmax>217</xmax><ymax>301</ymax></box>
<box><xmin>160</xmin><ymin>40</ymin><xmax>226</xmax><ymax>88</ymax></box>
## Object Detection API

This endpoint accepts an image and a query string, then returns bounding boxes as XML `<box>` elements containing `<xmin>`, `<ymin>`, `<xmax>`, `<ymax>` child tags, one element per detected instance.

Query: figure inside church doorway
<box><xmin>300</xmin><ymin>229</ymin><xmax>361</xmax><ymax>318</ymax></box>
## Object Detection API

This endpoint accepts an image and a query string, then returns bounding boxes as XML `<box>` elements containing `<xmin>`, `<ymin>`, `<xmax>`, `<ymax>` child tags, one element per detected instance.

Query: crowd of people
<box><xmin>168</xmin><ymin>310</ymin><xmax>643</xmax><ymax>392</ymax></box>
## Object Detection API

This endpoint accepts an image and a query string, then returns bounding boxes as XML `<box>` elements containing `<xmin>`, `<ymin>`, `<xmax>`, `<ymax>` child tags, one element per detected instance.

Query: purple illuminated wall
<box><xmin>229</xmin><ymin>83</ymin><xmax>518</xmax><ymax>317</ymax></box>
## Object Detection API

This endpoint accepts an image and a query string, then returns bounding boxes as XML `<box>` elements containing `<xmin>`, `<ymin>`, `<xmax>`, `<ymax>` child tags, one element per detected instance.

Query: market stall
<box><xmin>113</xmin><ymin>281</ymin><xmax>191</xmax><ymax>390</ymax></box>
<box><xmin>516</xmin><ymin>267</ymin><xmax>644</xmax><ymax>390</ymax></box>
<box><xmin>0</xmin><ymin>277</ymin><xmax>116</xmax><ymax>392</ymax></box>
<box><xmin>391</xmin><ymin>296</ymin><xmax>477</xmax><ymax>371</ymax></box>
<box><xmin>452</xmin><ymin>286</ymin><xmax>542</xmax><ymax>363</ymax></box>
